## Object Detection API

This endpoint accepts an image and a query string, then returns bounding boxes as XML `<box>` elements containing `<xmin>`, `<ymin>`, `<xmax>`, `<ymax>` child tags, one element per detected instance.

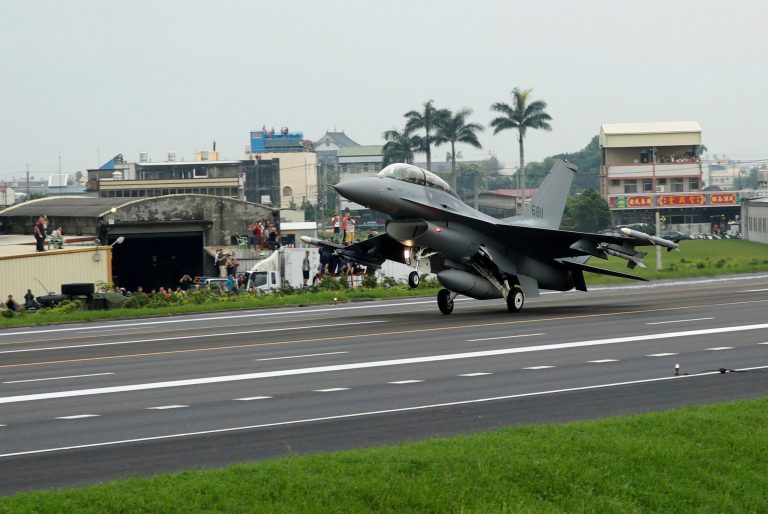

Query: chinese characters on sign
<box><xmin>609</xmin><ymin>193</ymin><xmax>739</xmax><ymax>209</ymax></box>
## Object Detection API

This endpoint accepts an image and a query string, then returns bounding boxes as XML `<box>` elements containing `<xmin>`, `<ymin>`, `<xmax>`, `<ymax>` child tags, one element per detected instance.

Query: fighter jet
<box><xmin>302</xmin><ymin>160</ymin><xmax>678</xmax><ymax>314</ymax></box>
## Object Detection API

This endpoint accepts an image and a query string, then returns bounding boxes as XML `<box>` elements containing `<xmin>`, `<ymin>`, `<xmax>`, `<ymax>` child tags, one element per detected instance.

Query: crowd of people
<box><xmin>246</xmin><ymin>221</ymin><xmax>281</xmax><ymax>250</ymax></box>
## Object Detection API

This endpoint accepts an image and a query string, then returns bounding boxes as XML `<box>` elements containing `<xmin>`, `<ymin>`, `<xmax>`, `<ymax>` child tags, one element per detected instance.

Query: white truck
<box><xmin>242</xmin><ymin>249</ymin><xmax>282</xmax><ymax>291</ymax></box>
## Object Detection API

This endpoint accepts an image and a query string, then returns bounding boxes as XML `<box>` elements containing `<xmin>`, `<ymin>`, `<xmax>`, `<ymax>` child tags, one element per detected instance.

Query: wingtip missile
<box><xmin>620</xmin><ymin>227</ymin><xmax>679</xmax><ymax>250</ymax></box>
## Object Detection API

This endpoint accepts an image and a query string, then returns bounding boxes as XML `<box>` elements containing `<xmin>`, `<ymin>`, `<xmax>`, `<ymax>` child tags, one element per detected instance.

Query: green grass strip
<box><xmin>2</xmin><ymin>397</ymin><xmax>767</xmax><ymax>513</ymax></box>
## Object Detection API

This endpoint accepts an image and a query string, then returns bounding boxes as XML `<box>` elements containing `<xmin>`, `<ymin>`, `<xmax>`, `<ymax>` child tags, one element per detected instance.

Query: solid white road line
<box><xmin>8</xmin><ymin>366</ymin><xmax>768</xmax><ymax>459</ymax></box>
<box><xmin>588</xmin><ymin>359</ymin><xmax>619</xmax><ymax>363</ymax></box>
<box><xmin>647</xmin><ymin>353</ymin><xmax>678</xmax><ymax>357</ymax></box>
<box><xmin>523</xmin><ymin>366</ymin><xmax>555</xmax><ymax>370</ymax></box>
<box><xmin>256</xmin><ymin>351</ymin><xmax>348</xmax><ymax>361</ymax></box>
<box><xmin>0</xmin><ymin>299</ymin><xmax>463</xmax><ymax>339</ymax></box>
<box><xmin>459</xmin><ymin>373</ymin><xmax>492</xmax><ymax>377</ymax></box>
<box><xmin>147</xmin><ymin>405</ymin><xmax>188</xmax><ymax>410</ymax></box>
<box><xmin>3</xmin><ymin>321</ymin><xmax>768</xmax><ymax>405</ymax></box>
<box><xmin>233</xmin><ymin>396</ymin><xmax>272</xmax><ymax>401</ymax></box>
<box><xmin>646</xmin><ymin>317</ymin><xmax>714</xmax><ymax>325</ymax></box>
<box><xmin>466</xmin><ymin>332</ymin><xmax>544</xmax><ymax>342</ymax></box>
<box><xmin>705</xmin><ymin>347</ymin><xmax>734</xmax><ymax>351</ymax></box>
<box><xmin>740</xmin><ymin>288</ymin><xmax>768</xmax><ymax>293</ymax></box>
<box><xmin>55</xmin><ymin>415</ymin><xmax>99</xmax><ymax>420</ymax></box>
<box><xmin>388</xmin><ymin>380</ymin><xmax>424</xmax><ymax>385</ymax></box>
<box><xmin>313</xmin><ymin>388</ymin><xmax>349</xmax><ymax>393</ymax></box>
<box><xmin>0</xmin><ymin>321</ymin><xmax>385</xmax><ymax>354</ymax></box>
<box><xmin>3</xmin><ymin>373</ymin><xmax>115</xmax><ymax>384</ymax></box>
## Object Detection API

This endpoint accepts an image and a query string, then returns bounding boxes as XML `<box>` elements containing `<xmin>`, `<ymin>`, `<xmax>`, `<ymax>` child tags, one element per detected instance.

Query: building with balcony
<box><xmin>88</xmin><ymin>153</ymin><xmax>281</xmax><ymax>207</ymax></box>
<box><xmin>599</xmin><ymin>122</ymin><xmax>741</xmax><ymax>232</ymax></box>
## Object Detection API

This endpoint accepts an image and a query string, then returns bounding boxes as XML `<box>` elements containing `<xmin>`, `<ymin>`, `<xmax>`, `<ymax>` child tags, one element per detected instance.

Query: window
<box><xmin>671</xmin><ymin>179</ymin><xmax>684</xmax><ymax>193</ymax></box>
<box><xmin>623</xmin><ymin>180</ymin><xmax>637</xmax><ymax>194</ymax></box>
<box><xmin>283</xmin><ymin>186</ymin><xmax>293</xmax><ymax>197</ymax></box>
<box><xmin>657</xmin><ymin>178</ymin><xmax>667</xmax><ymax>185</ymax></box>
<box><xmin>689</xmin><ymin>178</ymin><xmax>699</xmax><ymax>190</ymax></box>
<box><xmin>611</xmin><ymin>179</ymin><xmax>620</xmax><ymax>187</ymax></box>
<box><xmin>642</xmin><ymin>179</ymin><xmax>653</xmax><ymax>192</ymax></box>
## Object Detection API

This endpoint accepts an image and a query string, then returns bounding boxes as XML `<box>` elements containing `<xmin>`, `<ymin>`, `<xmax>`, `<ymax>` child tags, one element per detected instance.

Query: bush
<box><xmin>362</xmin><ymin>274</ymin><xmax>378</xmax><ymax>289</ymax></box>
<box><xmin>123</xmin><ymin>293</ymin><xmax>150</xmax><ymax>309</ymax></box>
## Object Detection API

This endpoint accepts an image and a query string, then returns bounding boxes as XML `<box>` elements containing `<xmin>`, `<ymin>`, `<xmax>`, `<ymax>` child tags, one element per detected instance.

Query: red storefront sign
<box><xmin>626</xmin><ymin>196</ymin><xmax>653</xmax><ymax>207</ymax></box>
<box><xmin>709</xmin><ymin>193</ymin><xmax>737</xmax><ymax>205</ymax></box>
<box><xmin>657</xmin><ymin>194</ymin><xmax>706</xmax><ymax>206</ymax></box>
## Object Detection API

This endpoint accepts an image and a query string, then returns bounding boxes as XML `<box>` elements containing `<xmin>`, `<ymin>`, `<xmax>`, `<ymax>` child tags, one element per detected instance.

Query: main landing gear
<box><xmin>506</xmin><ymin>286</ymin><xmax>524</xmax><ymax>313</ymax></box>
<box><xmin>408</xmin><ymin>271</ymin><xmax>420</xmax><ymax>289</ymax></box>
<box><xmin>437</xmin><ymin>289</ymin><xmax>455</xmax><ymax>315</ymax></box>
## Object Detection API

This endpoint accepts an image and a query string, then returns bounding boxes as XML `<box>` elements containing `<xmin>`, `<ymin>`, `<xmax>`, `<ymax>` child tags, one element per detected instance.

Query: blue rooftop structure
<box><xmin>99</xmin><ymin>154</ymin><xmax>125</xmax><ymax>170</ymax></box>
<box><xmin>250</xmin><ymin>128</ymin><xmax>304</xmax><ymax>153</ymax></box>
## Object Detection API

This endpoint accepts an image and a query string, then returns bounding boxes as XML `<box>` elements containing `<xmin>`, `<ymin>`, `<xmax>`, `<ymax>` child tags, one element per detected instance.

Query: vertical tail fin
<box><xmin>502</xmin><ymin>159</ymin><xmax>577</xmax><ymax>229</ymax></box>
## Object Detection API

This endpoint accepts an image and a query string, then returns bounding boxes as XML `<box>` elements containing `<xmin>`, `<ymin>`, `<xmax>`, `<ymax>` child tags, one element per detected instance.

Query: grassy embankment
<box><xmin>1</xmin><ymin>397</ymin><xmax>767</xmax><ymax>512</ymax></box>
<box><xmin>2</xmin><ymin>239</ymin><xmax>766</xmax><ymax>328</ymax></box>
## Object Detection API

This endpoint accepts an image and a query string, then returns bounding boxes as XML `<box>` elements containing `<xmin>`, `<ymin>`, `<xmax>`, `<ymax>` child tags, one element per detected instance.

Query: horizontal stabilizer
<box><xmin>559</xmin><ymin>259</ymin><xmax>648</xmax><ymax>282</ymax></box>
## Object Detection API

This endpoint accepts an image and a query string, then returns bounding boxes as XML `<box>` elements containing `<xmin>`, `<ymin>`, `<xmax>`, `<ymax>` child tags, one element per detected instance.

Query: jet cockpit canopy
<box><xmin>377</xmin><ymin>163</ymin><xmax>457</xmax><ymax>197</ymax></box>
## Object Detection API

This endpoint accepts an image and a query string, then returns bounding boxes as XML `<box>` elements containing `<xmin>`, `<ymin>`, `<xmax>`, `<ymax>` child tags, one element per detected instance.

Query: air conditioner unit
<box><xmin>656</xmin><ymin>185</ymin><xmax>665</xmax><ymax>192</ymax></box>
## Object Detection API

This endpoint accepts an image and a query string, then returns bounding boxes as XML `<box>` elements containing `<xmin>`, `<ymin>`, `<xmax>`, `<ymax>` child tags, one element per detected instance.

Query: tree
<box><xmin>382</xmin><ymin>128</ymin><xmax>421</xmax><ymax>167</ymax></box>
<box><xmin>434</xmin><ymin>108</ymin><xmax>484</xmax><ymax>190</ymax></box>
<box><xmin>404</xmin><ymin>100</ymin><xmax>449</xmax><ymax>171</ymax></box>
<box><xmin>521</xmin><ymin>135</ymin><xmax>601</xmax><ymax>193</ymax></box>
<box><xmin>490</xmin><ymin>88</ymin><xmax>552</xmax><ymax>197</ymax></box>
<box><xmin>561</xmin><ymin>190</ymin><xmax>611</xmax><ymax>232</ymax></box>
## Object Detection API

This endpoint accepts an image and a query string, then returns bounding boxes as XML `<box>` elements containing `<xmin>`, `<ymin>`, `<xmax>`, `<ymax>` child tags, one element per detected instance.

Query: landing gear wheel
<box><xmin>408</xmin><ymin>271</ymin><xmax>420</xmax><ymax>289</ymax></box>
<box><xmin>437</xmin><ymin>289</ymin><xmax>454</xmax><ymax>315</ymax></box>
<box><xmin>507</xmin><ymin>287</ymin><xmax>524</xmax><ymax>313</ymax></box>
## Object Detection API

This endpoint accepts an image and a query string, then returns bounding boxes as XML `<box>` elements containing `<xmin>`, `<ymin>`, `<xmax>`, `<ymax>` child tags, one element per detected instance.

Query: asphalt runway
<box><xmin>2</xmin><ymin>273</ymin><xmax>768</xmax><ymax>494</ymax></box>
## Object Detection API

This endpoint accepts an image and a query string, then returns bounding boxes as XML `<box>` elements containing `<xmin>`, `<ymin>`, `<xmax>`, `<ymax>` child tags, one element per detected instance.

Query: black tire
<box><xmin>37</xmin><ymin>294</ymin><xmax>69</xmax><ymax>307</ymax></box>
<box><xmin>507</xmin><ymin>287</ymin><xmax>524</xmax><ymax>313</ymax></box>
<box><xmin>437</xmin><ymin>289</ymin><xmax>454</xmax><ymax>315</ymax></box>
<box><xmin>408</xmin><ymin>271</ymin><xmax>420</xmax><ymax>289</ymax></box>
<box><xmin>61</xmin><ymin>283</ymin><xmax>95</xmax><ymax>296</ymax></box>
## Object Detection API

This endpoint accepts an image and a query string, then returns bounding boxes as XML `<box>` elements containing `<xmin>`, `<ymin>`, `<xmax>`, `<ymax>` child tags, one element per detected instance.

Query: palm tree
<box><xmin>490</xmin><ymin>88</ymin><xmax>552</xmax><ymax>198</ymax></box>
<box><xmin>382</xmin><ymin>128</ymin><xmax>422</xmax><ymax>167</ymax></box>
<box><xmin>434</xmin><ymin>108</ymin><xmax>484</xmax><ymax>190</ymax></box>
<box><xmin>404</xmin><ymin>100</ymin><xmax>449</xmax><ymax>171</ymax></box>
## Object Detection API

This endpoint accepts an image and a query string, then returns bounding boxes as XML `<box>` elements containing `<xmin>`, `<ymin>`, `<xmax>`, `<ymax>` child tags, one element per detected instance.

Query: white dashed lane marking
<box><xmin>256</xmin><ymin>351</ymin><xmax>348</xmax><ymax>361</ymax></box>
<box><xmin>233</xmin><ymin>396</ymin><xmax>272</xmax><ymax>401</ymax></box>
<box><xmin>523</xmin><ymin>366</ymin><xmax>556</xmax><ymax>370</ymax></box>
<box><xmin>55</xmin><ymin>415</ymin><xmax>99</xmax><ymax>420</ymax></box>
<box><xmin>459</xmin><ymin>373</ymin><xmax>493</xmax><ymax>377</ymax></box>
<box><xmin>645</xmin><ymin>317</ymin><xmax>714</xmax><ymax>325</ymax></box>
<box><xmin>647</xmin><ymin>353</ymin><xmax>678</xmax><ymax>357</ymax></box>
<box><xmin>146</xmin><ymin>405</ymin><xmax>188</xmax><ymax>410</ymax></box>
<box><xmin>313</xmin><ymin>388</ymin><xmax>349</xmax><ymax>393</ymax></box>
<box><xmin>466</xmin><ymin>332</ymin><xmax>544</xmax><ymax>342</ymax></box>
<box><xmin>589</xmin><ymin>359</ymin><xmax>619</xmax><ymax>363</ymax></box>
<box><xmin>705</xmin><ymin>347</ymin><xmax>734</xmax><ymax>351</ymax></box>
<box><xmin>388</xmin><ymin>380</ymin><xmax>424</xmax><ymax>385</ymax></box>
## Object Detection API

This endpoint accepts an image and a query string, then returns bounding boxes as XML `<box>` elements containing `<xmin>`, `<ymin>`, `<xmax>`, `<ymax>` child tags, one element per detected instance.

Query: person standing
<box><xmin>33</xmin><ymin>215</ymin><xmax>46</xmax><ymax>252</ymax></box>
<box><xmin>332</xmin><ymin>213</ymin><xmax>340</xmax><ymax>241</ymax></box>
<box><xmin>346</xmin><ymin>217</ymin><xmax>355</xmax><ymax>244</ymax></box>
<box><xmin>341</xmin><ymin>212</ymin><xmax>350</xmax><ymax>242</ymax></box>
<box><xmin>24</xmin><ymin>289</ymin><xmax>37</xmax><ymax>310</ymax></box>
<box><xmin>215</xmin><ymin>248</ymin><xmax>228</xmax><ymax>278</ymax></box>
<box><xmin>302</xmin><ymin>250</ymin><xmax>311</xmax><ymax>287</ymax></box>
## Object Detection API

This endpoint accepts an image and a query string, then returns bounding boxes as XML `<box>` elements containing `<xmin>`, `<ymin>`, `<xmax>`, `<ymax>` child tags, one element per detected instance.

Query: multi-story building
<box><xmin>600</xmin><ymin>122</ymin><xmax>741</xmax><ymax>231</ymax></box>
<box><xmin>88</xmin><ymin>152</ymin><xmax>281</xmax><ymax>207</ymax></box>
<box><xmin>245</xmin><ymin>128</ymin><xmax>319</xmax><ymax>209</ymax></box>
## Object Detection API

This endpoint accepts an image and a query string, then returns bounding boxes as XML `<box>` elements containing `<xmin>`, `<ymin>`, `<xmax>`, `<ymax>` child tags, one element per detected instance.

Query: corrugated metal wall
<box><xmin>1</xmin><ymin>247</ymin><xmax>111</xmax><ymax>303</ymax></box>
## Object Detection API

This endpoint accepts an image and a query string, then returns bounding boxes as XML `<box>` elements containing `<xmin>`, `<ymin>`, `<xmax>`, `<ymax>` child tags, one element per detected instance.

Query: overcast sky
<box><xmin>1</xmin><ymin>0</ymin><xmax>765</xmax><ymax>180</ymax></box>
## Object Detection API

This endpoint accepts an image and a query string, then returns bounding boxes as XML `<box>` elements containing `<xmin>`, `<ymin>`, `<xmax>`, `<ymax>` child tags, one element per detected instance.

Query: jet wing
<box><xmin>302</xmin><ymin>234</ymin><xmax>408</xmax><ymax>268</ymax></box>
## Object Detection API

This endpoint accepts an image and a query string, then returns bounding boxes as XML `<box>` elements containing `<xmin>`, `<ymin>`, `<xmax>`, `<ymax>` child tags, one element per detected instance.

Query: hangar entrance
<box><xmin>109</xmin><ymin>232</ymin><xmax>205</xmax><ymax>292</ymax></box>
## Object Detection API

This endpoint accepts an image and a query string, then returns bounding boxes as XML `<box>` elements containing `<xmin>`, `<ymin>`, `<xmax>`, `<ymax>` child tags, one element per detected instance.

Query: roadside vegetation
<box><xmin>2</xmin><ymin>397</ymin><xmax>766</xmax><ymax>512</ymax></box>
<box><xmin>2</xmin><ymin>239</ymin><xmax>767</xmax><ymax>328</ymax></box>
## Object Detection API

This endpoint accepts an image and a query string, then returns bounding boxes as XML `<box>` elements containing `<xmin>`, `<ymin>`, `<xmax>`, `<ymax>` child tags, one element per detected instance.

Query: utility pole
<box><xmin>26</xmin><ymin>164</ymin><xmax>30</xmax><ymax>197</ymax></box>
<box><xmin>655</xmin><ymin>210</ymin><xmax>663</xmax><ymax>271</ymax></box>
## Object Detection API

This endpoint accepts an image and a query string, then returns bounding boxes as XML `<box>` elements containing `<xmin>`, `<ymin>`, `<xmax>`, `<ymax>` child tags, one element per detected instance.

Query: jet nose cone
<box><xmin>333</xmin><ymin>178</ymin><xmax>375</xmax><ymax>205</ymax></box>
